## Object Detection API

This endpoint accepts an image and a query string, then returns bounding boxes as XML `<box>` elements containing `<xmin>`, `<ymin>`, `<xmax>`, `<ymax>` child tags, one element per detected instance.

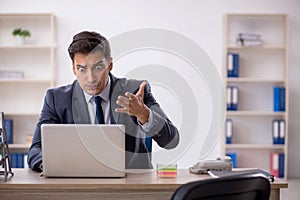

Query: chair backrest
<box><xmin>171</xmin><ymin>176</ymin><xmax>270</xmax><ymax>200</ymax></box>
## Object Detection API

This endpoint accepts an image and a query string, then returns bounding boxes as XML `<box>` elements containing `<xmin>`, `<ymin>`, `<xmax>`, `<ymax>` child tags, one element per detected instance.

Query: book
<box><xmin>0</xmin><ymin>70</ymin><xmax>24</xmax><ymax>79</ymax></box>
<box><xmin>227</xmin><ymin>52</ymin><xmax>239</xmax><ymax>77</ymax></box>
<box><xmin>236</xmin><ymin>33</ymin><xmax>263</xmax><ymax>47</ymax></box>
<box><xmin>208</xmin><ymin>169</ymin><xmax>274</xmax><ymax>182</ymax></box>
<box><xmin>237</xmin><ymin>33</ymin><xmax>261</xmax><ymax>40</ymax></box>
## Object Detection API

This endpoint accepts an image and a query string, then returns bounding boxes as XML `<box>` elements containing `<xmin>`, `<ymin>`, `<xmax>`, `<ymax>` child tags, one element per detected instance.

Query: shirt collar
<box><xmin>83</xmin><ymin>76</ymin><xmax>111</xmax><ymax>104</ymax></box>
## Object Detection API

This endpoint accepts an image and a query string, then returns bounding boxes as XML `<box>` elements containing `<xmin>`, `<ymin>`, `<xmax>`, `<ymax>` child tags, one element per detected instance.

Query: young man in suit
<box><xmin>28</xmin><ymin>31</ymin><xmax>179</xmax><ymax>172</ymax></box>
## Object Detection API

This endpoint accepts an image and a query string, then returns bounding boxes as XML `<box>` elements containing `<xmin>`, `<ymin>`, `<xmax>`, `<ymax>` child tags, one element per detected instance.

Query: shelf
<box><xmin>226</xmin><ymin>77</ymin><xmax>285</xmax><ymax>83</ymax></box>
<box><xmin>5</xmin><ymin>113</ymin><xmax>40</xmax><ymax>116</ymax></box>
<box><xmin>0</xmin><ymin>13</ymin><xmax>55</xmax><ymax>157</ymax></box>
<box><xmin>226</xmin><ymin>144</ymin><xmax>285</xmax><ymax>150</ymax></box>
<box><xmin>224</xmin><ymin>13</ymin><xmax>288</xmax><ymax>178</ymax></box>
<box><xmin>0</xmin><ymin>45</ymin><xmax>56</xmax><ymax>49</ymax></box>
<box><xmin>227</xmin><ymin>45</ymin><xmax>286</xmax><ymax>51</ymax></box>
<box><xmin>226</xmin><ymin>111</ymin><xmax>286</xmax><ymax>116</ymax></box>
<box><xmin>8</xmin><ymin>144</ymin><xmax>30</xmax><ymax>149</ymax></box>
<box><xmin>0</xmin><ymin>79</ymin><xmax>52</xmax><ymax>83</ymax></box>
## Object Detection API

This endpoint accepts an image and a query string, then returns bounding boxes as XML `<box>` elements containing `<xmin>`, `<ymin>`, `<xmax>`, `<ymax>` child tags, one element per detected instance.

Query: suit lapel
<box><xmin>72</xmin><ymin>81</ymin><xmax>91</xmax><ymax>124</ymax></box>
<box><xmin>110</xmin><ymin>74</ymin><xmax>122</xmax><ymax>124</ymax></box>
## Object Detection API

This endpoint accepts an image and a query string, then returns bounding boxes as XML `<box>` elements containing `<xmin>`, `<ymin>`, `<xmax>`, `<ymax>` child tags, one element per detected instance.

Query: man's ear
<box><xmin>108</xmin><ymin>57</ymin><xmax>113</xmax><ymax>71</ymax></box>
<box><xmin>72</xmin><ymin>62</ymin><xmax>76</xmax><ymax>75</ymax></box>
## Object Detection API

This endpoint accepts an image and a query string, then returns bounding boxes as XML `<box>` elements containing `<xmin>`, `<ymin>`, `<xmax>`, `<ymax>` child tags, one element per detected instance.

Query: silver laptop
<box><xmin>41</xmin><ymin>124</ymin><xmax>125</xmax><ymax>177</ymax></box>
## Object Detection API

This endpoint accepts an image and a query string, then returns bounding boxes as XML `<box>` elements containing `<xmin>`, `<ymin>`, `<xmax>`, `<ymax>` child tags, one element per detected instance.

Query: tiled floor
<box><xmin>280</xmin><ymin>178</ymin><xmax>300</xmax><ymax>200</ymax></box>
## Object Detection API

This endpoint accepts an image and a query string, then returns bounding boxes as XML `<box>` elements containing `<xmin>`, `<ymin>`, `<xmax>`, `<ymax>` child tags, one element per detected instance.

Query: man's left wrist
<box><xmin>137</xmin><ymin>106</ymin><xmax>150</xmax><ymax>125</ymax></box>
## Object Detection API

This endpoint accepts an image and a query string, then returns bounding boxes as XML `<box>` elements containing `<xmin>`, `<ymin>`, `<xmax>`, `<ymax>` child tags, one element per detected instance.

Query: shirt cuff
<box><xmin>139</xmin><ymin>109</ymin><xmax>154</xmax><ymax>132</ymax></box>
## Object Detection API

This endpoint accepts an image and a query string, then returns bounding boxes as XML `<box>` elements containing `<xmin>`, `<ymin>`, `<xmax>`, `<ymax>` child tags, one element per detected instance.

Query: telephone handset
<box><xmin>189</xmin><ymin>156</ymin><xmax>232</xmax><ymax>174</ymax></box>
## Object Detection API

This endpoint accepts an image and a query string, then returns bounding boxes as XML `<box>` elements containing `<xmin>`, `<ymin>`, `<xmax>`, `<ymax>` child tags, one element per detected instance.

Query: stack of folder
<box><xmin>157</xmin><ymin>164</ymin><xmax>177</xmax><ymax>178</ymax></box>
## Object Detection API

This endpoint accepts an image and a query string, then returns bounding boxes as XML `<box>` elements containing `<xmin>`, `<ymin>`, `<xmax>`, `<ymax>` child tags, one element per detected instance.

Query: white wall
<box><xmin>1</xmin><ymin>0</ymin><xmax>300</xmax><ymax>177</ymax></box>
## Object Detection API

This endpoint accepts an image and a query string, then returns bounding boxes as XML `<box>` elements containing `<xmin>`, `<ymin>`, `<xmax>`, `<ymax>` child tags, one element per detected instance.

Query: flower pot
<box><xmin>15</xmin><ymin>36</ymin><xmax>25</xmax><ymax>45</ymax></box>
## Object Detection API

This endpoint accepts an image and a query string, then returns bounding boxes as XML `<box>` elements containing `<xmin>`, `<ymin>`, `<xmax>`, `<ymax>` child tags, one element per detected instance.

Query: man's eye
<box><xmin>78</xmin><ymin>67</ymin><xmax>86</xmax><ymax>72</ymax></box>
<box><xmin>95</xmin><ymin>65</ymin><xmax>104</xmax><ymax>70</ymax></box>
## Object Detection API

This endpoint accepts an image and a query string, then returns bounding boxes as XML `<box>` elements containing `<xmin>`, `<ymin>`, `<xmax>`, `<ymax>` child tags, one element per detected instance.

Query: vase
<box><xmin>15</xmin><ymin>36</ymin><xmax>25</xmax><ymax>45</ymax></box>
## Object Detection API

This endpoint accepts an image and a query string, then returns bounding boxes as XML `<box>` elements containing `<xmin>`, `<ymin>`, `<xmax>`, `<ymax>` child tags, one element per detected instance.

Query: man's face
<box><xmin>72</xmin><ymin>51</ymin><xmax>112</xmax><ymax>95</ymax></box>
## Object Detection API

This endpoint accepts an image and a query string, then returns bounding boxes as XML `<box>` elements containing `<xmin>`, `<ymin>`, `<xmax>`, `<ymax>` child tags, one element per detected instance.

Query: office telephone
<box><xmin>189</xmin><ymin>156</ymin><xmax>232</xmax><ymax>174</ymax></box>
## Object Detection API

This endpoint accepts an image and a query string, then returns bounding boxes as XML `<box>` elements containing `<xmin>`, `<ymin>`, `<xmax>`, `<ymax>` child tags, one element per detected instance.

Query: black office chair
<box><xmin>171</xmin><ymin>176</ymin><xmax>270</xmax><ymax>200</ymax></box>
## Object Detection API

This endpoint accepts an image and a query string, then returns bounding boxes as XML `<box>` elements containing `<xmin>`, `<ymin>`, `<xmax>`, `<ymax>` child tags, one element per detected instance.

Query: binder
<box><xmin>226</xmin><ymin>152</ymin><xmax>237</xmax><ymax>168</ymax></box>
<box><xmin>5</xmin><ymin>119</ymin><xmax>13</xmax><ymax>144</ymax></box>
<box><xmin>227</xmin><ymin>53</ymin><xmax>239</xmax><ymax>77</ymax></box>
<box><xmin>270</xmin><ymin>152</ymin><xmax>279</xmax><ymax>177</ymax></box>
<box><xmin>226</xmin><ymin>119</ymin><xmax>233</xmax><ymax>144</ymax></box>
<box><xmin>272</xmin><ymin>120</ymin><xmax>279</xmax><ymax>144</ymax></box>
<box><xmin>226</xmin><ymin>86</ymin><xmax>232</xmax><ymax>110</ymax></box>
<box><xmin>279</xmin><ymin>120</ymin><xmax>285</xmax><ymax>145</ymax></box>
<box><xmin>274</xmin><ymin>86</ymin><xmax>285</xmax><ymax>112</ymax></box>
<box><xmin>231</xmin><ymin>86</ymin><xmax>238</xmax><ymax>111</ymax></box>
<box><xmin>279</xmin><ymin>153</ymin><xmax>284</xmax><ymax>178</ymax></box>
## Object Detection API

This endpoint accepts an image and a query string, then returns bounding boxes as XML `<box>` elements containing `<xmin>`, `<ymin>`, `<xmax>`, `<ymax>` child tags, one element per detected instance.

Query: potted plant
<box><xmin>12</xmin><ymin>28</ymin><xmax>31</xmax><ymax>45</ymax></box>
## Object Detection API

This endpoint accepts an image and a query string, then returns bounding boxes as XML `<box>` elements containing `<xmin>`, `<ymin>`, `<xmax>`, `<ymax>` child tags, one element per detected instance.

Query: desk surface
<box><xmin>0</xmin><ymin>168</ymin><xmax>288</xmax><ymax>189</ymax></box>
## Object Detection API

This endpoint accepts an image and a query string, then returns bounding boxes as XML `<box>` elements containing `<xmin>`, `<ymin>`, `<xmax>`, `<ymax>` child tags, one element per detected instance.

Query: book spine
<box><xmin>226</xmin><ymin>119</ymin><xmax>233</xmax><ymax>144</ymax></box>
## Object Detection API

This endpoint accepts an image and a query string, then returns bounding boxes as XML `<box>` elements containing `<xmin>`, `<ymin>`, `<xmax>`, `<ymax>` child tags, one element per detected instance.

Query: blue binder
<box><xmin>226</xmin><ymin>152</ymin><xmax>237</xmax><ymax>168</ymax></box>
<box><xmin>274</xmin><ymin>86</ymin><xmax>285</xmax><ymax>112</ymax></box>
<box><xmin>226</xmin><ymin>86</ymin><xmax>239</xmax><ymax>111</ymax></box>
<box><xmin>272</xmin><ymin>119</ymin><xmax>279</xmax><ymax>144</ymax></box>
<box><xmin>279</xmin><ymin>153</ymin><xmax>284</xmax><ymax>178</ymax></box>
<box><xmin>227</xmin><ymin>53</ymin><xmax>239</xmax><ymax>77</ymax></box>
<box><xmin>279</xmin><ymin>120</ymin><xmax>285</xmax><ymax>144</ymax></box>
<box><xmin>226</xmin><ymin>119</ymin><xmax>233</xmax><ymax>144</ymax></box>
<box><xmin>5</xmin><ymin>119</ymin><xmax>13</xmax><ymax>144</ymax></box>
<box><xmin>231</xmin><ymin>86</ymin><xmax>239</xmax><ymax>110</ymax></box>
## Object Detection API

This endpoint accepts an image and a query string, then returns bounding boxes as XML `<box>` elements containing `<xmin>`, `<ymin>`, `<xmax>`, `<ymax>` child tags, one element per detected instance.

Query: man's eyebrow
<box><xmin>94</xmin><ymin>60</ymin><xmax>104</xmax><ymax>65</ymax></box>
<box><xmin>76</xmin><ymin>64</ymin><xmax>87</xmax><ymax>68</ymax></box>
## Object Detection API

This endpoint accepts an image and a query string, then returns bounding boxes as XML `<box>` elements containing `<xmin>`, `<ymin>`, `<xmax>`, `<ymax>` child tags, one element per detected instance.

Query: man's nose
<box><xmin>86</xmin><ymin>68</ymin><xmax>96</xmax><ymax>82</ymax></box>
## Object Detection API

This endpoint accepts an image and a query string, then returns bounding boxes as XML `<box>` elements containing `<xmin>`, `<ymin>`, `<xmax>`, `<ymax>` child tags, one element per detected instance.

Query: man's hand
<box><xmin>115</xmin><ymin>81</ymin><xmax>150</xmax><ymax>124</ymax></box>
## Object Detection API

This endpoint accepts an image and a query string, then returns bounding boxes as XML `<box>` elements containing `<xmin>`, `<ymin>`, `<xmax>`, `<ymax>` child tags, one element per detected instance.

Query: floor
<box><xmin>281</xmin><ymin>178</ymin><xmax>300</xmax><ymax>200</ymax></box>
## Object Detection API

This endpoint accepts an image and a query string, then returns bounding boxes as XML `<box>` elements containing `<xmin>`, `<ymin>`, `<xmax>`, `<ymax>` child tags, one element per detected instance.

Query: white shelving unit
<box><xmin>223</xmin><ymin>14</ymin><xmax>289</xmax><ymax>178</ymax></box>
<box><xmin>0</xmin><ymin>13</ymin><xmax>56</xmax><ymax>153</ymax></box>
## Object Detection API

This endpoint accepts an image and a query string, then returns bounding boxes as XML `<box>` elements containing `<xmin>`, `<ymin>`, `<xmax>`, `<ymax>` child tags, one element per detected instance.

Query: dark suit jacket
<box><xmin>28</xmin><ymin>73</ymin><xmax>179</xmax><ymax>172</ymax></box>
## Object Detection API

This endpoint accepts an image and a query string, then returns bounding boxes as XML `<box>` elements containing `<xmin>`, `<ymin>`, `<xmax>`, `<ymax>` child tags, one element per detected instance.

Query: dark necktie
<box><xmin>94</xmin><ymin>96</ymin><xmax>105</xmax><ymax>124</ymax></box>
